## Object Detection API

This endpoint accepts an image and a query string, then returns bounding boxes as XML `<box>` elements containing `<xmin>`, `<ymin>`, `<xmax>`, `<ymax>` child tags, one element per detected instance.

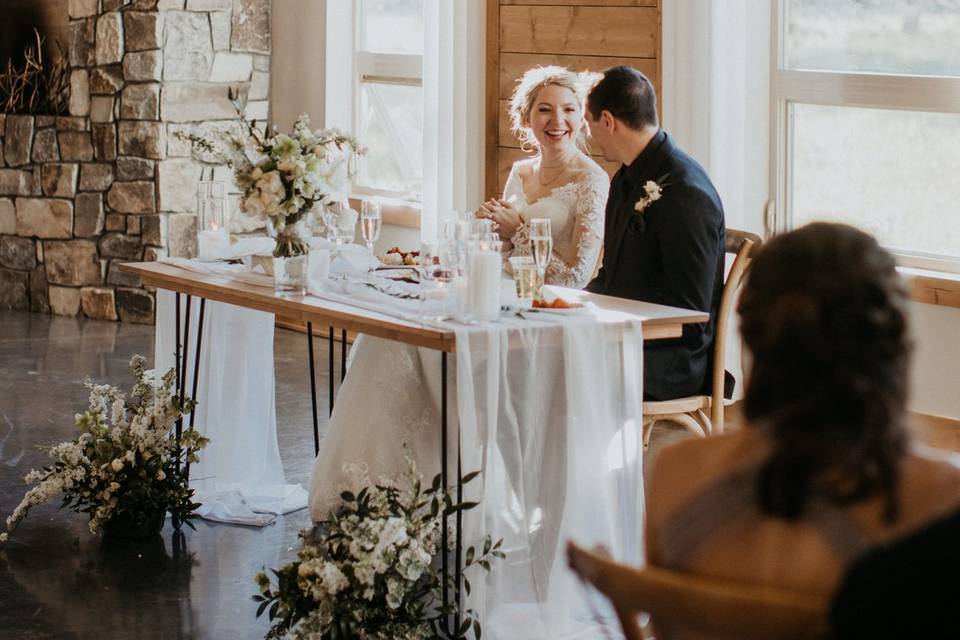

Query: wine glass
<box><xmin>321</xmin><ymin>199</ymin><xmax>345</xmax><ymax>242</ymax></box>
<box><xmin>528</xmin><ymin>218</ymin><xmax>552</xmax><ymax>299</ymax></box>
<box><xmin>360</xmin><ymin>200</ymin><xmax>382</xmax><ymax>254</ymax></box>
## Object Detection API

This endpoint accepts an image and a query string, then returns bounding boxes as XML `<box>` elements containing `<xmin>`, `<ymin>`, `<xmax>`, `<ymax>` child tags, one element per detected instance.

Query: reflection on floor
<box><xmin>0</xmin><ymin>310</ymin><xmax>325</xmax><ymax>640</ymax></box>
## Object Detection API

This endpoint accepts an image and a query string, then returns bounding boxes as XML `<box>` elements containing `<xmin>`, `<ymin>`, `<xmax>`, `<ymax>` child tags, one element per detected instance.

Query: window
<box><xmin>326</xmin><ymin>0</ymin><xmax>424</xmax><ymax>201</ymax></box>
<box><xmin>772</xmin><ymin>0</ymin><xmax>960</xmax><ymax>271</ymax></box>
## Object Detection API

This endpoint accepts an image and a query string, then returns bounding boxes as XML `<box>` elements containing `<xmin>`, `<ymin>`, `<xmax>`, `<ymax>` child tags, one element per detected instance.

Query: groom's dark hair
<box><xmin>587</xmin><ymin>66</ymin><xmax>659</xmax><ymax>130</ymax></box>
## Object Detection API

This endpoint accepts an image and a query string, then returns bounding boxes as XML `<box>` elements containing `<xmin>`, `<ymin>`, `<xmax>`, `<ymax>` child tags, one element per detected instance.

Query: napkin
<box><xmin>308</xmin><ymin>237</ymin><xmax>379</xmax><ymax>276</ymax></box>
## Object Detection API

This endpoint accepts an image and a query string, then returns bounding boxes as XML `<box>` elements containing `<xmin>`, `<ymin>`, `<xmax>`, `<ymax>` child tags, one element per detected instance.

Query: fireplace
<box><xmin>0</xmin><ymin>0</ymin><xmax>69</xmax><ymax>68</ymax></box>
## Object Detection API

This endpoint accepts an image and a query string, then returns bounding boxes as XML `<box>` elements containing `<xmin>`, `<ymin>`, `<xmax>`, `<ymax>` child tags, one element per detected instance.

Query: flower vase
<box><xmin>272</xmin><ymin>218</ymin><xmax>310</xmax><ymax>296</ymax></box>
<box><xmin>103</xmin><ymin>508</ymin><xmax>166</xmax><ymax>539</ymax></box>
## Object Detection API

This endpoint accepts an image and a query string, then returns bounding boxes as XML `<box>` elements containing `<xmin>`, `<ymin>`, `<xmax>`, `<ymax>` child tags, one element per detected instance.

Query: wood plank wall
<box><xmin>484</xmin><ymin>0</ymin><xmax>661</xmax><ymax>198</ymax></box>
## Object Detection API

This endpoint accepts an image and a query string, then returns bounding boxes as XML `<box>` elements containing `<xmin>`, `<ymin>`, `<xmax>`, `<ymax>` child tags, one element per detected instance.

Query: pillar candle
<box><xmin>468</xmin><ymin>250</ymin><xmax>501</xmax><ymax>322</ymax></box>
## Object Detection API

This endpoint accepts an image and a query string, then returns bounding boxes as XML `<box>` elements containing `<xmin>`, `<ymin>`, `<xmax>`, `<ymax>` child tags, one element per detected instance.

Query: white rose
<box><xmin>644</xmin><ymin>180</ymin><xmax>662</xmax><ymax>201</ymax></box>
<box><xmin>156</xmin><ymin>469</ymin><xmax>166</xmax><ymax>481</ymax></box>
<box><xmin>111</xmin><ymin>459</ymin><xmax>124</xmax><ymax>472</ymax></box>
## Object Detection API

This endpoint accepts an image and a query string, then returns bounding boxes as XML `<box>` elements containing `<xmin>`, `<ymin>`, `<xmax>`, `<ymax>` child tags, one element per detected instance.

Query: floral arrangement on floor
<box><xmin>180</xmin><ymin>89</ymin><xmax>366</xmax><ymax>258</ymax></box>
<box><xmin>253</xmin><ymin>455</ymin><xmax>503</xmax><ymax>639</ymax></box>
<box><xmin>0</xmin><ymin>355</ymin><xmax>209</xmax><ymax>543</ymax></box>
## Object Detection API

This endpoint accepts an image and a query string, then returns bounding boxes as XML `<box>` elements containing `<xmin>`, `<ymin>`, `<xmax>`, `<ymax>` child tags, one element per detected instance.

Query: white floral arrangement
<box><xmin>179</xmin><ymin>89</ymin><xmax>366</xmax><ymax>257</ymax></box>
<box><xmin>634</xmin><ymin>173</ymin><xmax>670</xmax><ymax>216</ymax></box>
<box><xmin>254</xmin><ymin>454</ymin><xmax>502</xmax><ymax>640</ymax></box>
<box><xmin>0</xmin><ymin>355</ymin><xmax>208</xmax><ymax>543</ymax></box>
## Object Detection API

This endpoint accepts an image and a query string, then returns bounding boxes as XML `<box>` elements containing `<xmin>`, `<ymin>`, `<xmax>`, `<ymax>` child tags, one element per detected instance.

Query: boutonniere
<box><xmin>634</xmin><ymin>173</ymin><xmax>670</xmax><ymax>216</ymax></box>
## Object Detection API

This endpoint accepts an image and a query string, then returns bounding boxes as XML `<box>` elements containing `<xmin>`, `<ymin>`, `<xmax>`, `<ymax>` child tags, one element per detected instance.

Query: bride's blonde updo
<box><xmin>509</xmin><ymin>65</ymin><xmax>597</xmax><ymax>152</ymax></box>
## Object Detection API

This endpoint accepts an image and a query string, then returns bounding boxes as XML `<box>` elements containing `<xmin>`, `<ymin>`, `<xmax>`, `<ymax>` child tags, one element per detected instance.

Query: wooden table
<box><xmin>120</xmin><ymin>259</ymin><xmax>708</xmax><ymax>636</ymax></box>
<box><xmin>121</xmin><ymin>261</ymin><xmax>708</xmax><ymax>350</ymax></box>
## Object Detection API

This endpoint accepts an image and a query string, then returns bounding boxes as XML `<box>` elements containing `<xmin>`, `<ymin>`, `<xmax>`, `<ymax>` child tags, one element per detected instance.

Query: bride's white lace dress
<box><xmin>502</xmin><ymin>164</ymin><xmax>608</xmax><ymax>289</ymax></box>
<box><xmin>308</xmin><ymin>169</ymin><xmax>643</xmax><ymax>639</ymax></box>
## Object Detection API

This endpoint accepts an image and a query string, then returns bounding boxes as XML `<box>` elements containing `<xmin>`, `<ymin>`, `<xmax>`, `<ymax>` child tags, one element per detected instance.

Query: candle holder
<box><xmin>197</xmin><ymin>180</ymin><xmax>231</xmax><ymax>260</ymax></box>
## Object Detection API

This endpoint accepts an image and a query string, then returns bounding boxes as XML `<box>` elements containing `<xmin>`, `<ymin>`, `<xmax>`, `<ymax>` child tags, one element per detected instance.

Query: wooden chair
<box><xmin>642</xmin><ymin>229</ymin><xmax>762</xmax><ymax>442</ymax></box>
<box><xmin>604</xmin><ymin>563</ymin><xmax>829</xmax><ymax>640</ymax></box>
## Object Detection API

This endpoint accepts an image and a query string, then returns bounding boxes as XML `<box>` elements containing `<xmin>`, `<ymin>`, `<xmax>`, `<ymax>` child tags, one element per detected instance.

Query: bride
<box><xmin>481</xmin><ymin>66</ymin><xmax>608</xmax><ymax>289</ymax></box>
<box><xmin>308</xmin><ymin>67</ymin><xmax>628</xmax><ymax>638</ymax></box>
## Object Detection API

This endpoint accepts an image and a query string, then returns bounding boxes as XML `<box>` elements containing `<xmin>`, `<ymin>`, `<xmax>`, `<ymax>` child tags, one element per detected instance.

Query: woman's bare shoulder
<box><xmin>648</xmin><ymin>429</ymin><xmax>767</xmax><ymax>521</ymax></box>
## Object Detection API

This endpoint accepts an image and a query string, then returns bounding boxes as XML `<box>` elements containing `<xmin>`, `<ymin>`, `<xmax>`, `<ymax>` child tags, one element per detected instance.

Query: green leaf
<box><xmin>462</xmin><ymin>470</ymin><xmax>482</xmax><ymax>485</ymax></box>
<box><xmin>340</xmin><ymin>491</ymin><xmax>355</xmax><ymax>502</ymax></box>
<box><xmin>465</xmin><ymin>546</ymin><xmax>475</xmax><ymax>565</ymax></box>
<box><xmin>483</xmin><ymin>536</ymin><xmax>492</xmax><ymax>555</ymax></box>
<box><xmin>256</xmin><ymin>599</ymin><xmax>270</xmax><ymax>618</ymax></box>
<box><xmin>474</xmin><ymin>619</ymin><xmax>482</xmax><ymax>639</ymax></box>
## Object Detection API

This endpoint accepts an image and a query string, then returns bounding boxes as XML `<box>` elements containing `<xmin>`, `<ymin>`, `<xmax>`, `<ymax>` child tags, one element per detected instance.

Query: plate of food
<box><xmin>529</xmin><ymin>296</ymin><xmax>594</xmax><ymax>315</ymax></box>
<box><xmin>378</xmin><ymin>246</ymin><xmax>420</xmax><ymax>267</ymax></box>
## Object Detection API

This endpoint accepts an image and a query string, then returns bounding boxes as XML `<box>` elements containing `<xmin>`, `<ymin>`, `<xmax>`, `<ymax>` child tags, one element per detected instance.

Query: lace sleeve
<box><xmin>544</xmin><ymin>171</ymin><xmax>608</xmax><ymax>289</ymax></box>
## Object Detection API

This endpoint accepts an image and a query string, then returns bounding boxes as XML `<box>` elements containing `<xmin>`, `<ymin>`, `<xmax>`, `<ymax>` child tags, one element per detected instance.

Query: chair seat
<box><xmin>643</xmin><ymin>395</ymin><xmax>711</xmax><ymax>416</ymax></box>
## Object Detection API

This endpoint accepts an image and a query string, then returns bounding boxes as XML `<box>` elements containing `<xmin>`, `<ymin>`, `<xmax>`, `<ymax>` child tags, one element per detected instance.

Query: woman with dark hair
<box><xmin>569</xmin><ymin>222</ymin><xmax>960</xmax><ymax>638</ymax></box>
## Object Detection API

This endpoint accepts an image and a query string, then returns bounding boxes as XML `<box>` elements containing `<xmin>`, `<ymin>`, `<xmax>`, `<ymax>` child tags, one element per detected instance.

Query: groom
<box><xmin>585</xmin><ymin>67</ymin><xmax>725</xmax><ymax>401</ymax></box>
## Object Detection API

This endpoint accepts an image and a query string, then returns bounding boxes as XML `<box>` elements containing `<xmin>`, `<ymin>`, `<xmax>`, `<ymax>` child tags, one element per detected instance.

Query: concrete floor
<box><xmin>0</xmin><ymin>309</ymin><xmax>328</xmax><ymax>640</ymax></box>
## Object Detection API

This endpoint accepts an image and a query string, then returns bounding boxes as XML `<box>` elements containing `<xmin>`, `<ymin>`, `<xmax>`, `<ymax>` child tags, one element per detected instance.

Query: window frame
<box><xmin>326</xmin><ymin>0</ymin><xmax>424</xmax><ymax>201</ymax></box>
<box><xmin>769</xmin><ymin>0</ymin><xmax>960</xmax><ymax>273</ymax></box>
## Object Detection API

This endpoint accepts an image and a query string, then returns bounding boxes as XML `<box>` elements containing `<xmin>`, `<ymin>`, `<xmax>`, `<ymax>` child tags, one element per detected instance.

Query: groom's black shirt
<box><xmin>587</xmin><ymin>130</ymin><xmax>725</xmax><ymax>400</ymax></box>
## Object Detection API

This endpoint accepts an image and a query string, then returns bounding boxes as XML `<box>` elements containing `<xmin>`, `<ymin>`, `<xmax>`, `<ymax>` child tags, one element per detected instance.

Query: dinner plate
<box><xmin>529</xmin><ymin>302</ymin><xmax>595</xmax><ymax>316</ymax></box>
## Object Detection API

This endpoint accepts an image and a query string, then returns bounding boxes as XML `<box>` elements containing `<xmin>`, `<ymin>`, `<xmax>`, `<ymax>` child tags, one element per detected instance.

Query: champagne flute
<box><xmin>529</xmin><ymin>218</ymin><xmax>552</xmax><ymax>298</ymax></box>
<box><xmin>360</xmin><ymin>200</ymin><xmax>382</xmax><ymax>254</ymax></box>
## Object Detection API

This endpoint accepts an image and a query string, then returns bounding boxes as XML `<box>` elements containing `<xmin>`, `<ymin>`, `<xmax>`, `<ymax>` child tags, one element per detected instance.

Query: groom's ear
<box><xmin>601</xmin><ymin>110</ymin><xmax>616</xmax><ymax>132</ymax></box>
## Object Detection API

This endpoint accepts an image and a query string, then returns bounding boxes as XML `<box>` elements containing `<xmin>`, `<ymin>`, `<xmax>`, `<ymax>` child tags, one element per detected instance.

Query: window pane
<box><xmin>361</xmin><ymin>0</ymin><xmax>423</xmax><ymax>54</ymax></box>
<box><xmin>790</xmin><ymin>103</ymin><xmax>960</xmax><ymax>259</ymax></box>
<box><xmin>358</xmin><ymin>82</ymin><xmax>423</xmax><ymax>195</ymax></box>
<box><xmin>785</xmin><ymin>0</ymin><xmax>960</xmax><ymax>77</ymax></box>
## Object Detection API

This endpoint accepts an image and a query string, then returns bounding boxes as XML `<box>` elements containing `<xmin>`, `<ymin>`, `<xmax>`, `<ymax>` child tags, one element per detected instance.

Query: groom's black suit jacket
<box><xmin>587</xmin><ymin>130</ymin><xmax>725</xmax><ymax>400</ymax></box>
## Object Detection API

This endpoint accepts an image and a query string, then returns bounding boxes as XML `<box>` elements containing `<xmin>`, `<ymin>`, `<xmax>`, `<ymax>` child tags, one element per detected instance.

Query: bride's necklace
<box><xmin>537</xmin><ymin>159</ymin><xmax>571</xmax><ymax>187</ymax></box>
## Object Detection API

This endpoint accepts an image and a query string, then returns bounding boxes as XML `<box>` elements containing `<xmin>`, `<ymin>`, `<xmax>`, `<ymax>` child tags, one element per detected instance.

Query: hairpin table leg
<box><xmin>307</xmin><ymin>322</ymin><xmax>320</xmax><ymax>456</ymax></box>
<box><xmin>184</xmin><ymin>298</ymin><xmax>205</xmax><ymax>481</ymax></box>
<box><xmin>328</xmin><ymin>326</ymin><xmax>335</xmax><ymax>416</ymax></box>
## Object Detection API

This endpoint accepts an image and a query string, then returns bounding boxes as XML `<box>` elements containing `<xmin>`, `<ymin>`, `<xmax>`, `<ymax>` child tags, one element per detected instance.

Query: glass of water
<box><xmin>360</xmin><ymin>200</ymin><xmax>382</xmax><ymax>253</ymax></box>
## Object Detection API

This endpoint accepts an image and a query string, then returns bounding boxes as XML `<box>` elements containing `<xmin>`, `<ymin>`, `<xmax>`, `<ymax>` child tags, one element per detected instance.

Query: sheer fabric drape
<box><xmin>309</xmin><ymin>318</ymin><xmax>645</xmax><ymax>638</ymax></box>
<box><xmin>156</xmin><ymin>291</ymin><xmax>307</xmax><ymax>526</ymax></box>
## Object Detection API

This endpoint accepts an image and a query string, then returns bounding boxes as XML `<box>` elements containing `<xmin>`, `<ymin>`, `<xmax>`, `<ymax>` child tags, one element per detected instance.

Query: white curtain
<box><xmin>661</xmin><ymin>1</ymin><xmax>771</xmax><ymax>398</ymax></box>
<box><xmin>421</xmin><ymin>0</ymin><xmax>486</xmax><ymax>241</ymax></box>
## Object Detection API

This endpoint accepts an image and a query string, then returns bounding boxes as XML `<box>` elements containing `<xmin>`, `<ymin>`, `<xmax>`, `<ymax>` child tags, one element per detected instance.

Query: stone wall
<box><xmin>0</xmin><ymin>0</ymin><xmax>271</xmax><ymax>322</ymax></box>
